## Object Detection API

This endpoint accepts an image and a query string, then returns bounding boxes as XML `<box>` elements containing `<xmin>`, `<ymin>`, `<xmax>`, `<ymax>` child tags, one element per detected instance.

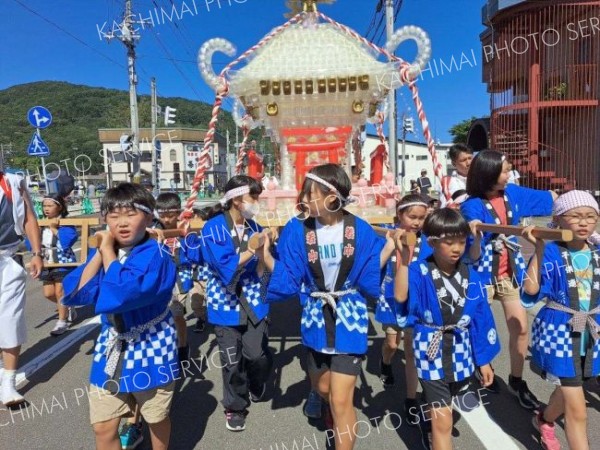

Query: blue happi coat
<box><xmin>265</xmin><ymin>215</ymin><xmax>383</xmax><ymax>355</ymax></box>
<box><xmin>158</xmin><ymin>233</ymin><xmax>203</xmax><ymax>294</ymax></box>
<box><xmin>201</xmin><ymin>213</ymin><xmax>268</xmax><ymax>326</ymax></box>
<box><xmin>62</xmin><ymin>236</ymin><xmax>178</xmax><ymax>392</ymax></box>
<box><xmin>522</xmin><ymin>242</ymin><xmax>600</xmax><ymax>378</ymax></box>
<box><xmin>461</xmin><ymin>184</ymin><xmax>553</xmax><ymax>286</ymax></box>
<box><xmin>407</xmin><ymin>261</ymin><xmax>500</xmax><ymax>382</ymax></box>
<box><xmin>375</xmin><ymin>230</ymin><xmax>433</xmax><ymax>327</ymax></box>
<box><xmin>26</xmin><ymin>226</ymin><xmax>78</xmax><ymax>268</ymax></box>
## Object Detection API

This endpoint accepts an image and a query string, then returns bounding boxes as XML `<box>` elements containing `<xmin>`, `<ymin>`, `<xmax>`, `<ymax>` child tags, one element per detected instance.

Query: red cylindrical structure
<box><xmin>247</xmin><ymin>149</ymin><xmax>264</xmax><ymax>181</ymax></box>
<box><xmin>370</xmin><ymin>144</ymin><xmax>386</xmax><ymax>186</ymax></box>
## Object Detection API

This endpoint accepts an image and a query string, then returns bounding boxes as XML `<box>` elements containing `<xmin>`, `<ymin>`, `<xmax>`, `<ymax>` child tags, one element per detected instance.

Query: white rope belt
<box><xmin>310</xmin><ymin>289</ymin><xmax>356</xmax><ymax>315</ymax></box>
<box><xmin>104</xmin><ymin>307</ymin><xmax>170</xmax><ymax>377</ymax></box>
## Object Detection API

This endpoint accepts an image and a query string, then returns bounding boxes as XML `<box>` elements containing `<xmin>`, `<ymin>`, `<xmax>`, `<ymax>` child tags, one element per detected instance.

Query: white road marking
<box><xmin>0</xmin><ymin>316</ymin><xmax>101</xmax><ymax>388</ymax></box>
<box><xmin>455</xmin><ymin>391</ymin><xmax>521</xmax><ymax>450</ymax></box>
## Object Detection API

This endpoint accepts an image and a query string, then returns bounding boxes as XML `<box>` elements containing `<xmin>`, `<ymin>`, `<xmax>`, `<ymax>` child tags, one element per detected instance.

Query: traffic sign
<box><xmin>27</xmin><ymin>106</ymin><xmax>53</xmax><ymax>129</ymax></box>
<box><xmin>27</xmin><ymin>132</ymin><xmax>50</xmax><ymax>157</ymax></box>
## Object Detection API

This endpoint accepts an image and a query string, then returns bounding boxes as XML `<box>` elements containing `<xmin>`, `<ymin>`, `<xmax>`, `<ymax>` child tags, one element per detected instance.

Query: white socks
<box><xmin>1</xmin><ymin>369</ymin><xmax>25</xmax><ymax>406</ymax></box>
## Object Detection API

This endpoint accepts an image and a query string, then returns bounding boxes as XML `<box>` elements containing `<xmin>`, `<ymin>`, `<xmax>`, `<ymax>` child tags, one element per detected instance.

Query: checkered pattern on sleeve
<box><xmin>532</xmin><ymin>318</ymin><xmax>573</xmax><ymax>358</ymax></box>
<box><xmin>206</xmin><ymin>277</ymin><xmax>240</xmax><ymax>312</ymax></box>
<box><xmin>475</xmin><ymin>242</ymin><xmax>493</xmax><ymax>275</ymax></box>
<box><xmin>195</xmin><ymin>264</ymin><xmax>210</xmax><ymax>281</ymax></box>
<box><xmin>178</xmin><ymin>267</ymin><xmax>193</xmax><ymax>285</ymax></box>
<box><xmin>452</xmin><ymin>330</ymin><xmax>474</xmax><ymax>381</ymax></box>
<box><xmin>93</xmin><ymin>328</ymin><xmax>111</xmax><ymax>363</ymax></box>
<box><xmin>205</xmin><ymin>273</ymin><xmax>262</xmax><ymax>312</ymax></box>
<box><xmin>413</xmin><ymin>329</ymin><xmax>444</xmax><ymax>381</ymax></box>
<box><xmin>56</xmin><ymin>246</ymin><xmax>77</xmax><ymax>264</ymax></box>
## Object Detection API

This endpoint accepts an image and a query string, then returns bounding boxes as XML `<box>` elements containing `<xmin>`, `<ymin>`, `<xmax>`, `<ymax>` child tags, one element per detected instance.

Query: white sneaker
<box><xmin>50</xmin><ymin>320</ymin><xmax>70</xmax><ymax>336</ymax></box>
<box><xmin>1</xmin><ymin>371</ymin><xmax>25</xmax><ymax>407</ymax></box>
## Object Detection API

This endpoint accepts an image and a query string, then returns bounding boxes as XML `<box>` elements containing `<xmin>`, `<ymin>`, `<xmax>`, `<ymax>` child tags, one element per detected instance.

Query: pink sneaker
<box><xmin>533</xmin><ymin>411</ymin><xmax>561</xmax><ymax>450</ymax></box>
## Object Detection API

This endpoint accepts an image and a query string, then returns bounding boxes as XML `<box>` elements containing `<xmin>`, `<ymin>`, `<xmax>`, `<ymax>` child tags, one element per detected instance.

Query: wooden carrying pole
<box><xmin>475</xmin><ymin>223</ymin><xmax>573</xmax><ymax>242</ymax></box>
<box><xmin>88</xmin><ymin>219</ymin><xmax>206</xmax><ymax>247</ymax></box>
<box><xmin>37</xmin><ymin>218</ymin><xmax>100</xmax><ymax>268</ymax></box>
<box><xmin>372</xmin><ymin>226</ymin><xmax>417</xmax><ymax>246</ymax></box>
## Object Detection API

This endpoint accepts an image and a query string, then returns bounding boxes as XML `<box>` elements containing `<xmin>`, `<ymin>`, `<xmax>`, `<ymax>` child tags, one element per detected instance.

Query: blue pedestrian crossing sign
<box><xmin>27</xmin><ymin>106</ymin><xmax>53</xmax><ymax>129</ymax></box>
<box><xmin>27</xmin><ymin>132</ymin><xmax>50</xmax><ymax>157</ymax></box>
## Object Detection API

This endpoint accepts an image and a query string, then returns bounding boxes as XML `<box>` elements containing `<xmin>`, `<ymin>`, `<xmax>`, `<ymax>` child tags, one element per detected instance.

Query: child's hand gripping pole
<box><xmin>475</xmin><ymin>223</ymin><xmax>573</xmax><ymax>242</ymax></box>
<box><xmin>248</xmin><ymin>227</ymin><xmax>279</xmax><ymax>252</ymax></box>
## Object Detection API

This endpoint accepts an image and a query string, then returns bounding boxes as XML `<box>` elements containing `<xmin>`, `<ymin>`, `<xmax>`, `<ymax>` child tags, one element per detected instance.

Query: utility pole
<box><xmin>401</xmin><ymin>113</ymin><xmax>407</xmax><ymax>195</ymax></box>
<box><xmin>385</xmin><ymin>0</ymin><xmax>398</xmax><ymax>185</ymax></box>
<box><xmin>151</xmin><ymin>77</ymin><xmax>158</xmax><ymax>189</ymax></box>
<box><xmin>104</xmin><ymin>0</ymin><xmax>141</xmax><ymax>183</ymax></box>
<box><xmin>226</xmin><ymin>129</ymin><xmax>230</xmax><ymax>180</ymax></box>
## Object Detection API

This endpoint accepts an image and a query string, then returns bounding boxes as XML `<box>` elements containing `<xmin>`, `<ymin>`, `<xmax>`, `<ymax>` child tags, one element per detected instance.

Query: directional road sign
<box><xmin>27</xmin><ymin>106</ymin><xmax>53</xmax><ymax>129</ymax></box>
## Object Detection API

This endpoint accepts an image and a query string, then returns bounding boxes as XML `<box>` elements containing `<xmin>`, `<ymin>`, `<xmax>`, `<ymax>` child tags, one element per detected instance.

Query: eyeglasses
<box><xmin>562</xmin><ymin>214</ymin><xmax>599</xmax><ymax>224</ymax></box>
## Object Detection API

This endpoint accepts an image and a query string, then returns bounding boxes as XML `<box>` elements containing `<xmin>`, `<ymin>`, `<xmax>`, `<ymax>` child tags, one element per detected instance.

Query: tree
<box><xmin>449</xmin><ymin>116</ymin><xmax>477</xmax><ymax>144</ymax></box>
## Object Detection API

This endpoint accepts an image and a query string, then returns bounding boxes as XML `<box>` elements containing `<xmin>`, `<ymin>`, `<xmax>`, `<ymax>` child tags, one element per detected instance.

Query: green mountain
<box><xmin>0</xmin><ymin>81</ymin><xmax>254</xmax><ymax>175</ymax></box>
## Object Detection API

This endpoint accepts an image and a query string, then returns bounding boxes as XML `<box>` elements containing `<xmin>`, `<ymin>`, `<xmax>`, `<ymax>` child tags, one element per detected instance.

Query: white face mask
<box><xmin>241</xmin><ymin>201</ymin><xmax>260</xmax><ymax>219</ymax></box>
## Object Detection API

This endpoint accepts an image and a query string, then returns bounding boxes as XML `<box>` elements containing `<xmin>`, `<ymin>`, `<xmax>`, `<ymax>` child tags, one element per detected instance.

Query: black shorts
<box><xmin>40</xmin><ymin>268</ymin><xmax>72</xmax><ymax>283</ymax></box>
<box><xmin>543</xmin><ymin>353</ymin><xmax>589</xmax><ymax>388</ymax></box>
<box><xmin>306</xmin><ymin>349</ymin><xmax>364</xmax><ymax>377</ymax></box>
<box><xmin>420</xmin><ymin>377</ymin><xmax>471</xmax><ymax>406</ymax></box>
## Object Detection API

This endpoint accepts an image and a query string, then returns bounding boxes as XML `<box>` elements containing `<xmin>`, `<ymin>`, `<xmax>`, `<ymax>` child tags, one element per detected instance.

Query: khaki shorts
<box><xmin>89</xmin><ymin>382</ymin><xmax>175</xmax><ymax>425</ymax></box>
<box><xmin>486</xmin><ymin>277</ymin><xmax>521</xmax><ymax>304</ymax></box>
<box><xmin>169</xmin><ymin>282</ymin><xmax>207</xmax><ymax>319</ymax></box>
<box><xmin>382</xmin><ymin>324</ymin><xmax>402</xmax><ymax>335</ymax></box>
<box><xmin>169</xmin><ymin>292</ymin><xmax>189</xmax><ymax>318</ymax></box>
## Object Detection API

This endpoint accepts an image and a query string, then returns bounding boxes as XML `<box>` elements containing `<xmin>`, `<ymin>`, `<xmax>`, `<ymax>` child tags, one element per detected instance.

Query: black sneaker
<box><xmin>508</xmin><ymin>376</ymin><xmax>541</xmax><ymax>410</ymax></box>
<box><xmin>249</xmin><ymin>383</ymin><xmax>266</xmax><ymax>403</ymax></box>
<box><xmin>194</xmin><ymin>318</ymin><xmax>205</xmax><ymax>333</ymax></box>
<box><xmin>379</xmin><ymin>359</ymin><xmax>395</xmax><ymax>387</ymax></box>
<box><xmin>475</xmin><ymin>367</ymin><xmax>500</xmax><ymax>393</ymax></box>
<box><xmin>225</xmin><ymin>409</ymin><xmax>247</xmax><ymax>431</ymax></box>
<box><xmin>404</xmin><ymin>398</ymin><xmax>422</xmax><ymax>427</ymax></box>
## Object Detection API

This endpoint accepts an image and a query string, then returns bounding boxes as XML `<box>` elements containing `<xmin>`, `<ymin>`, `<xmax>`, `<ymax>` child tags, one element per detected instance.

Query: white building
<box><xmin>359</xmin><ymin>134</ymin><xmax>453</xmax><ymax>192</ymax></box>
<box><xmin>98</xmin><ymin>128</ymin><xmax>228</xmax><ymax>191</ymax></box>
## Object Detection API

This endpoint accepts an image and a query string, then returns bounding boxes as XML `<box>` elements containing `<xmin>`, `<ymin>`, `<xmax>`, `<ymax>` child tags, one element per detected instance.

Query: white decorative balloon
<box><xmin>385</xmin><ymin>26</ymin><xmax>432</xmax><ymax>83</ymax></box>
<box><xmin>197</xmin><ymin>38</ymin><xmax>237</xmax><ymax>91</ymax></box>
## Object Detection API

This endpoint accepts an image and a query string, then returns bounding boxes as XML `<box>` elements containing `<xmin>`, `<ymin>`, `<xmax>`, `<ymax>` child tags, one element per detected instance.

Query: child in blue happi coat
<box><xmin>27</xmin><ymin>194</ymin><xmax>78</xmax><ymax>336</ymax></box>
<box><xmin>461</xmin><ymin>149</ymin><xmax>557</xmax><ymax>406</ymax></box>
<box><xmin>200</xmin><ymin>175</ymin><xmax>272</xmax><ymax>432</ymax></box>
<box><xmin>396</xmin><ymin>208</ymin><xmax>500</xmax><ymax>450</ymax></box>
<box><xmin>522</xmin><ymin>190</ymin><xmax>600</xmax><ymax>450</ymax></box>
<box><xmin>153</xmin><ymin>192</ymin><xmax>204</xmax><ymax>363</ymax></box>
<box><xmin>376</xmin><ymin>194</ymin><xmax>433</xmax><ymax>425</ymax></box>
<box><xmin>257</xmin><ymin>164</ymin><xmax>384</xmax><ymax>450</ymax></box>
<box><xmin>62</xmin><ymin>183</ymin><xmax>177</xmax><ymax>450</ymax></box>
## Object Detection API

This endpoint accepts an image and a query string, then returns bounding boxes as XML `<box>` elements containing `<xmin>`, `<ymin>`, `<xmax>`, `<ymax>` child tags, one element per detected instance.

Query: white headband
<box><xmin>101</xmin><ymin>202</ymin><xmax>153</xmax><ymax>216</ymax></box>
<box><xmin>42</xmin><ymin>197</ymin><xmax>61</xmax><ymax>206</ymax></box>
<box><xmin>156</xmin><ymin>208</ymin><xmax>182</xmax><ymax>213</ymax></box>
<box><xmin>134</xmin><ymin>203</ymin><xmax>152</xmax><ymax>215</ymax></box>
<box><xmin>220</xmin><ymin>185</ymin><xmax>251</xmax><ymax>206</ymax></box>
<box><xmin>305</xmin><ymin>173</ymin><xmax>355</xmax><ymax>205</ymax></box>
<box><xmin>397</xmin><ymin>201</ymin><xmax>428</xmax><ymax>211</ymax></box>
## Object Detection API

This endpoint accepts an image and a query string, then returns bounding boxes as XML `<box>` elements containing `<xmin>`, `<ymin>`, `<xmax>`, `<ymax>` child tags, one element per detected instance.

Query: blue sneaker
<box><xmin>303</xmin><ymin>390</ymin><xmax>322</xmax><ymax>419</ymax></box>
<box><xmin>119</xmin><ymin>423</ymin><xmax>143</xmax><ymax>450</ymax></box>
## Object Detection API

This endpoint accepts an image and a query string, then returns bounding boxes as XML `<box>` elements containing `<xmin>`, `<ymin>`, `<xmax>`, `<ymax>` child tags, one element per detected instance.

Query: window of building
<box><xmin>170</xmin><ymin>149</ymin><xmax>177</xmax><ymax>162</ymax></box>
<box><xmin>416</xmin><ymin>155</ymin><xmax>428</xmax><ymax>161</ymax></box>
